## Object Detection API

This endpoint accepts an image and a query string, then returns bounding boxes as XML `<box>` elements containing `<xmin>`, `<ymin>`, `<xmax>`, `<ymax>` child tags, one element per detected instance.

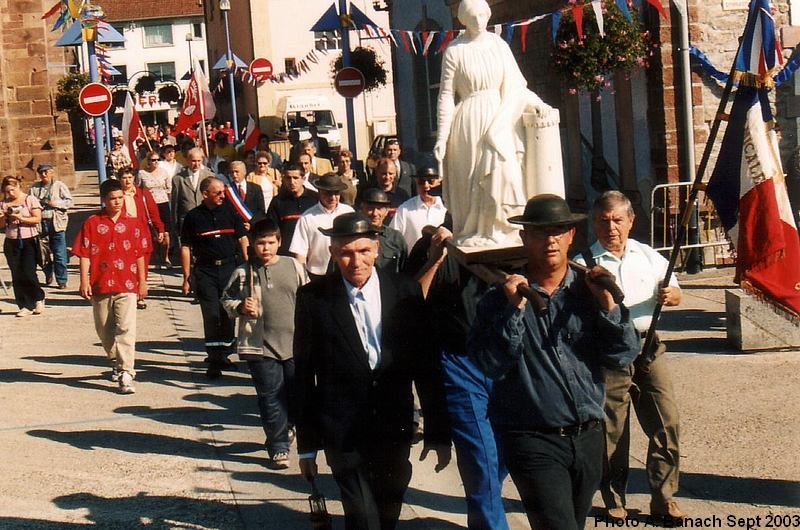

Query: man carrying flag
<box><xmin>707</xmin><ymin>0</ymin><xmax>800</xmax><ymax>317</ymax></box>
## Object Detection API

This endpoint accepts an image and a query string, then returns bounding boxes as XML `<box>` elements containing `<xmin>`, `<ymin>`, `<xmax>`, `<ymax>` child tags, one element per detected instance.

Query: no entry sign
<box><xmin>334</xmin><ymin>67</ymin><xmax>365</xmax><ymax>99</ymax></box>
<box><xmin>249</xmin><ymin>58</ymin><xmax>273</xmax><ymax>80</ymax></box>
<box><xmin>78</xmin><ymin>82</ymin><xmax>113</xmax><ymax>116</ymax></box>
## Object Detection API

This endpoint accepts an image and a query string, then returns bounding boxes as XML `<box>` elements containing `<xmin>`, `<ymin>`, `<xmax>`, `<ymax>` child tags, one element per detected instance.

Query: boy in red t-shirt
<box><xmin>72</xmin><ymin>179</ymin><xmax>147</xmax><ymax>394</ymax></box>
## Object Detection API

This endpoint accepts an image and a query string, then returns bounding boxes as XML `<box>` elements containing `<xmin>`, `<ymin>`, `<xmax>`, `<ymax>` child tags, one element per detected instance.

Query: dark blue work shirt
<box><xmin>468</xmin><ymin>268</ymin><xmax>640</xmax><ymax>429</ymax></box>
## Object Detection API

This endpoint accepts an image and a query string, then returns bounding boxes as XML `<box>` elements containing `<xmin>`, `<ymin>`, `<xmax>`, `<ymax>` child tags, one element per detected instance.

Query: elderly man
<box><xmin>390</xmin><ymin>166</ymin><xmax>447</xmax><ymax>251</ymax></box>
<box><xmin>295</xmin><ymin>212</ymin><xmax>451</xmax><ymax>530</ymax></box>
<box><xmin>180</xmin><ymin>177</ymin><xmax>249</xmax><ymax>379</ymax></box>
<box><xmin>229</xmin><ymin>160</ymin><xmax>266</xmax><ymax>228</ymax></box>
<box><xmin>468</xmin><ymin>194</ymin><xmax>640</xmax><ymax>530</ymax></box>
<box><xmin>288</xmin><ymin>173</ymin><xmax>354</xmax><ymax>279</ymax></box>
<box><xmin>29</xmin><ymin>163</ymin><xmax>73</xmax><ymax>289</ymax></box>
<box><xmin>383</xmin><ymin>138</ymin><xmax>415</xmax><ymax>198</ymax></box>
<box><xmin>171</xmin><ymin>147</ymin><xmax>215</xmax><ymax>233</ymax></box>
<box><xmin>576</xmin><ymin>191</ymin><xmax>684</xmax><ymax>522</ymax></box>
<box><xmin>359</xmin><ymin>188</ymin><xmax>407</xmax><ymax>274</ymax></box>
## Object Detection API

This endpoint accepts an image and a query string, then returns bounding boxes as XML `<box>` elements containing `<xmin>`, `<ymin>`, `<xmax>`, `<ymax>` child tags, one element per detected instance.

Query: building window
<box><xmin>192</xmin><ymin>22</ymin><xmax>204</xmax><ymax>39</ymax></box>
<box><xmin>110</xmin><ymin>65</ymin><xmax>128</xmax><ymax>85</ymax></box>
<box><xmin>285</xmin><ymin>58</ymin><xmax>298</xmax><ymax>76</ymax></box>
<box><xmin>314</xmin><ymin>31</ymin><xmax>341</xmax><ymax>51</ymax></box>
<box><xmin>143</xmin><ymin>24</ymin><xmax>174</xmax><ymax>47</ymax></box>
<box><xmin>147</xmin><ymin>62</ymin><xmax>176</xmax><ymax>82</ymax></box>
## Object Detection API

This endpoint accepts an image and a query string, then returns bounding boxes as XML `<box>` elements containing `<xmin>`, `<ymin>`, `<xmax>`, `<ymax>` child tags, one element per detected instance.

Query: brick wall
<box><xmin>0</xmin><ymin>0</ymin><xmax>76</xmax><ymax>188</ymax></box>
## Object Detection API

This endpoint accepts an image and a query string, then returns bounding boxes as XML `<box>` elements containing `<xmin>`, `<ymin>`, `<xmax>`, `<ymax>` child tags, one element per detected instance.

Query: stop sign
<box><xmin>334</xmin><ymin>67</ymin><xmax>366</xmax><ymax>99</ymax></box>
<box><xmin>78</xmin><ymin>82</ymin><xmax>113</xmax><ymax>116</ymax></box>
<box><xmin>249</xmin><ymin>58</ymin><xmax>273</xmax><ymax>80</ymax></box>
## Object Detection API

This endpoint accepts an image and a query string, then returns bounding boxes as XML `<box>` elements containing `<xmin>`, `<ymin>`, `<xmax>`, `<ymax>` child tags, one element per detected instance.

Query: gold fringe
<box><xmin>732</xmin><ymin>71</ymin><xmax>776</xmax><ymax>89</ymax></box>
<box><xmin>741</xmin><ymin>278</ymin><xmax>800</xmax><ymax>323</ymax></box>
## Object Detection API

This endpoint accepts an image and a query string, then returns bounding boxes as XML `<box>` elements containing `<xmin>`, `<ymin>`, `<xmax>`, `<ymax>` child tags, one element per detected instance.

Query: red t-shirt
<box><xmin>72</xmin><ymin>212</ymin><xmax>145</xmax><ymax>294</ymax></box>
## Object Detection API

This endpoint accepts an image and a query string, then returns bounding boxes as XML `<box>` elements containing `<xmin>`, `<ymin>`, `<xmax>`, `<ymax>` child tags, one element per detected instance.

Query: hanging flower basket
<box><xmin>332</xmin><ymin>47</ymin><xmax>387</xmax><ymax>93</ymax></box>
<box><xmin>551</xmin><ymin>0</ymin><xmax>657</xmax><ymax>93</ymax></box>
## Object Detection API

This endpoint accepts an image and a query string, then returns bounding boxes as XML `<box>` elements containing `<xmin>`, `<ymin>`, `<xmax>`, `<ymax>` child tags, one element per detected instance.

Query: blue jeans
<box><xmin>247</xmin><ymin>356</ymin><xmax>294</xmax><ymax>456</ymax></box>
<box><xmin>41</xmin><ymin>219</ymin><xmax>68</xmax><ymax>285</ymax></box>
<box><xmin>441</xmin><ymin>350</ymin><xmax>509</xmax><ymax>530</ymax></box>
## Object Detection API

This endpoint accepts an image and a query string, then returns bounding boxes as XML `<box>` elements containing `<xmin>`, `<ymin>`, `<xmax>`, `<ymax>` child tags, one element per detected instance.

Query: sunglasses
<box><xmin>150</xmin><ymin>158</ymin><xmax>160</xmax><ymax>162</ymax></box>
<box><xmin>257</xmin><ymin>161</ymin><xmax>269</xmax><ymax>165</ymax></box>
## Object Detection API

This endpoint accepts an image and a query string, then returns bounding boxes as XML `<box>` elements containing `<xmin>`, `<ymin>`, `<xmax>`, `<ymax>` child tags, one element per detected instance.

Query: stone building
<box><xmin>0</xmin><ymin>0</ymin><xmax>75</xmax><ymax>187</ymax></box>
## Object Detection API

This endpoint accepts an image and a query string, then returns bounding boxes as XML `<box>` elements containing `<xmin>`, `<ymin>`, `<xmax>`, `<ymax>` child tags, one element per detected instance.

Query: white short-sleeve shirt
<box><xmin>389</xmin><ymin>195</ymin><xmax>448</xmax><ymax>251</ymax></box>
<box><xmin>578</xmin><ymin>238</ymin><xmax>680</xmax><ymax>332</ymax></box>
<box><xmin>288</xmin><ymin>202</ymin><xmax>355</xmax><ymax>275</ymax></box>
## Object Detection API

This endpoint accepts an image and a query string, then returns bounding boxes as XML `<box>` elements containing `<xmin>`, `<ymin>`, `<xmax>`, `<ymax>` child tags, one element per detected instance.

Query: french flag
<box><xmin>224</xmin><ymin>185</ymin><xmax>253</xmax><ymax>223</ymax></box>
<box><xmin>243</xmin><ymin>115</ymin><xmax>261</xmax><ymax>152</ymax></box>
<box><xmin>707</xmin><ymin>86</ymin><xmax>800</xmax><ymax>315</ymax></box>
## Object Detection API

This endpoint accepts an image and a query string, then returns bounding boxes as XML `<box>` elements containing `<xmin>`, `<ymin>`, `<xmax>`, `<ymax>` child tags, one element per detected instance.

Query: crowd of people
<box><xmin>0</xmin><ymin>115</ymin><xmax>688</xmax><ymax>528</ymax></box>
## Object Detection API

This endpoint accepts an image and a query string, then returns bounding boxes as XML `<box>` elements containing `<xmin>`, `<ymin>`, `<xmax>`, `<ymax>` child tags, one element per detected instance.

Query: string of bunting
<box><xmin>690</xmin><ymin>45</ymin><xmax>800</xmax><ymax>88</ymax></box>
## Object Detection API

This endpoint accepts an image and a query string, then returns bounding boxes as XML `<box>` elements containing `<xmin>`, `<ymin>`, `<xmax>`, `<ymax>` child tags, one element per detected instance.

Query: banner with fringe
<box><xmin>690</xmin><ymin>45</ymin><xmax>800</xmax><ymax>87</ymax></box>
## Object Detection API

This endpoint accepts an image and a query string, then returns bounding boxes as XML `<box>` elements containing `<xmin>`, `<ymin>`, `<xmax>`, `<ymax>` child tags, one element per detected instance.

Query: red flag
<box><xmin>41</xmin><ymin>1</ymin><xmax>61</xmax><ymax>19</ymax></box>
<box><xmin>173</xmin><ymin>63</ymin><xmax>216</xmax><ymax>136</ymax></box>
<box><xmin>572</xmin><ymin>5</ymin><xmax>584</xmax><ymax>41</ymax></box>
<box><xmin>520</xmin><ymin>22</ymin><xmax>532</xmax><ymax>52</ymax></box>
<box><xmin>243</xmin><ymin>115</ymin><xmax>261</xmax><ymax>152</ymax></box>
<box><xmin>122</xmin><ymin>92</ymin><xmax>142</xmax><ymax>169</ymax></box>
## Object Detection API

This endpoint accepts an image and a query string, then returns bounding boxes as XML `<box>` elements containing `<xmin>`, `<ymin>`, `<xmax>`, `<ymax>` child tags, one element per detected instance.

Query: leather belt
<box><xmin>534</xmin><ymin>419</ymin><xmax>602</xmax><ymax>437</ymax></box>
<box><xmin>196</xmin><ymin>256</ymin><xmax>235</xmax><ymax>267</ymax></box>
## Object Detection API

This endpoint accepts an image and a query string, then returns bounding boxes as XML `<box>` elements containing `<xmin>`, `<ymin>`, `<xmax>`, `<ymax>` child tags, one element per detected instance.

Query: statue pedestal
<box><xmin>523</xmin><ymin>108</ymin><xmax>566</xmax><ymax>199</ymax></box>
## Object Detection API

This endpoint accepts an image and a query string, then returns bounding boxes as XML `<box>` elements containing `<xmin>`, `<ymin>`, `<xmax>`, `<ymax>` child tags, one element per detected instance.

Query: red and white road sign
<box><xmin>249</xmin><ymin>58</ymin><xmax>273</xmax><ymax>80</ymax></box>
<box><xmin>78</xmin><ymin>82</ymin><xmax>113</xmax><ymax>116</ymax></box>
<box><xmin>334</xmin><ymin>67</ymin><xmax>366</xmax><ymax>99</ymax></box>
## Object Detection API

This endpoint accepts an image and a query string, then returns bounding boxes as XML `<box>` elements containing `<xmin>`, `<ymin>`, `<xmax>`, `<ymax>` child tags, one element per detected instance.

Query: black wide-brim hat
<box><xmin>508</xmin><ymin>194</ymin><xmax>587</xmax><ymax>227</ymax></box>
<box><xmin>314</xmin><ymin>172</ymin><xmax>348</xmax><ymax>192</ymax></box>
<box><xmin>319</xmin><ymin>212</ymin><xmax>384</xmax><ymax>238</ymax></box>
<box><xmin>359</xmin><ymin>187</ymin><xmax>392</xmax><ymax>205</ymax></box>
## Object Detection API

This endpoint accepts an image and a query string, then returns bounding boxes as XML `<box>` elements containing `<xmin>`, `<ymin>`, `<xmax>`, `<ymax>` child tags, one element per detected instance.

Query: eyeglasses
<box><xmin>257</xmin><ymin>162</ymin><xmax>269</xmax><ymax>165</ymax></box>
<box><xmin>150</xmin><ymin>158</ymin><xmax>160</xmax><ymax>162</ymax></box>
<box><xmin>419</xmin><ymin>177</ymin><xmax>438</xmax><ymax>184</ymax></box>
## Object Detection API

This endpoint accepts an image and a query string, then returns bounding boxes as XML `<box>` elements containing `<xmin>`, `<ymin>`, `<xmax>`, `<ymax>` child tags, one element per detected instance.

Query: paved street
<box><xmin>0</xmin><ymin>174</ymin><xmax>798</xmax><ymax>529</ymax></box>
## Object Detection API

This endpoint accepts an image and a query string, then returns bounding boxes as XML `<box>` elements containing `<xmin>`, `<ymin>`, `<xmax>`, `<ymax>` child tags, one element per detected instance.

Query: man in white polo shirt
<box><xmin>390</xmin><ymin>166</ymin><xmax>448</xmax><ymax>251</ymax></box>
<box><xmin>289</xmin><ymin>173</ymin><xmax>354</xmax><ymax>279</ymax></box>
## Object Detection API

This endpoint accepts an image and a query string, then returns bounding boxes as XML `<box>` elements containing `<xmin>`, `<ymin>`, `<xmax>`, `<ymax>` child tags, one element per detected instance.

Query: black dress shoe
<box><xmin>206</xmin><ymin>365</ymin><xmax>222</xmax><ymax>379</ymax></box>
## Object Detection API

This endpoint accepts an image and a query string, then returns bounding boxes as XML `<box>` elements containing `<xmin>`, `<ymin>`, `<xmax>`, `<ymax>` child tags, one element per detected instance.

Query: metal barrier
<box><xmin>650</xmin><ymin>181</ymin><xmax>733</xmax><ymax>266</ymax></box>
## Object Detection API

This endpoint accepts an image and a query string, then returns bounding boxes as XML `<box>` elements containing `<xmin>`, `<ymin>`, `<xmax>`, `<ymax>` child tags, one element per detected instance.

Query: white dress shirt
<box><xmin>288</xmin><ymin>202</ymin><xmax>355</xmax><ymax>275</ymax></box>
<box><xmin>580</xmin><ymin>238</ymin><xmax>679</xmax><ymax>332</ymax></box>
<box><xmin>343</xmin><ymin>271</ymin><xmax>382</xmax><ymax>370</ymax></box>
<box><xmin>390</xmin><ymin>195</ymin><xmax>448</xmax><ymax>250</ymax></box>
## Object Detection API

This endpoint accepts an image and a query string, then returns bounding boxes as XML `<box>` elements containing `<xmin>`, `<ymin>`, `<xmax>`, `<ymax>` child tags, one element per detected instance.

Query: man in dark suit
<box><xmin>171</xmin><ymin>147</ymin><xmax>216</xmax><ymax>233</ymax></box>
<box><xmin>229</xmin><ymin>160</ymin><xmax>266</xmax><ymax>227</ymax></box>
<box><xmin>383</xmin><ymin>139</ymin><xmax>416</xmax><ymax>198</ymax></box>
<box><xmin>295</xmin><ymin>212</ymin><xmax>451</xmax><ymax>530</ymax></box>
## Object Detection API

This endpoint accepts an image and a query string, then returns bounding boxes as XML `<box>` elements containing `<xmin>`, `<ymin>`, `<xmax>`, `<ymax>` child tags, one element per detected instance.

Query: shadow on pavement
<box><xmin>658</xmin><ymin>309</ymin><xmax>726</xmax><ymax>333</ymax></box>
<box><xmin>626</xmin><ymin>468</ymin><xmax>800</xmax><ymax>508</ymax></box>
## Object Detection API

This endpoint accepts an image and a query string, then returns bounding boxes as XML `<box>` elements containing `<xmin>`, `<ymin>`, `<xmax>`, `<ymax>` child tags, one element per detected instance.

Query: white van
<box><xmin>274</xmin><ymin>95</ymin><xmax>342</xmax><ymax>148</ymax></box>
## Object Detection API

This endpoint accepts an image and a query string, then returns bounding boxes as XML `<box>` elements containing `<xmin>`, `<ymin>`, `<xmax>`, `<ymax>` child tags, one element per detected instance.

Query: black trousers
<box><xmin>324</xmin><ymin>442</ymin><xmax>412</xmax><ymax>530</ymax></box>
<box><xmin>498</xmin><ymin>423</ymin><xmax>604</xmax><ymax>530</ymax></box>
<box><xmin>4</xmin><ymin>237</ymin><xmax>45</xmax><ymax>310</ymax></box>
<box><xmin>194</xmin><ymin>263</ymin><xmax>236</xmax><ymax>362</ymax></box>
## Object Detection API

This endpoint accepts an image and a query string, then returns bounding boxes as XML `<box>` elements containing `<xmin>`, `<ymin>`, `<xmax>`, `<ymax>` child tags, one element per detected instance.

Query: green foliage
<box><xmin>551</xmin><ymin>1</ymin><xmax>656</xmax><ymax>93</ymax></box>
<box><xmin>55</xmin><ymin>72</ymin><xmax>90</xmax><ymax>112</ymax></box>
<box><xmin>332</xmin><ymin>46</ymin><xmax>387</xmax><ymax>93</ymax></box>
<box><xmin>134</xmin><ymin>75</ymin><xmax>156</xmax><ymax>94</ymax></box>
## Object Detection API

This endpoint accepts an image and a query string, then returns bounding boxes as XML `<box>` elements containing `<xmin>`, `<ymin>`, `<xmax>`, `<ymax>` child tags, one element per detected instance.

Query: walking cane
<box><xmin>308</xmin><ymin>476</ymin><xmax>332</xmax><ymax>530</ymax></box>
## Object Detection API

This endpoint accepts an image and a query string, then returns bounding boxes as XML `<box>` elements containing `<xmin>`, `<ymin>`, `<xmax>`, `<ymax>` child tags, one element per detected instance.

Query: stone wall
<box><xmin>0</xmin><ymin>0</ymin><xmax>76</xmax><ymax>189</ymax></box>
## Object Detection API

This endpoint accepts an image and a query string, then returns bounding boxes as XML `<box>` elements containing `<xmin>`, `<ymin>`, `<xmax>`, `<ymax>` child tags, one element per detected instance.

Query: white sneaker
<box><xmin>110</xmin><ymin>367</ymin><xmax>122</xmax><ymax>382</ymax></box>
<box><xmin>119</xmin><ymin>372</ymin><xmax>136</xmax><ymax>394</ymax></box>
<box><xmin>33</xmin><ymin>300</ymin><xmax>45</xmax><ymax>315</ymax></box>
<box><xmin>15</xmin><ymin>308</ymin><xmax>33</xmax><ymax>317</ymax></box>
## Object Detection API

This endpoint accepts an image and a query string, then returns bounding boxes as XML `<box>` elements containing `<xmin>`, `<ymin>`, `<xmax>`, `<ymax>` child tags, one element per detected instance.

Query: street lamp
<box><xmin>219</xmin><ymin>0</ymin><xmax>239</xmax><ymax>142</ymax></box>
<box><xmin>185</xmin><ymin>32</ymin><xmax>194</xmax><ymax>73</ymax></box>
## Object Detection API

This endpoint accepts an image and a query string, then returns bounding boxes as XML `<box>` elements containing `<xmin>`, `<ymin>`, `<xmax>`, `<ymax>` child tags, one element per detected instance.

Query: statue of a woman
<box><xmin>434</xmin><ymin>0</ymin><xmax>551</xmax><ymax>247</ymax></box>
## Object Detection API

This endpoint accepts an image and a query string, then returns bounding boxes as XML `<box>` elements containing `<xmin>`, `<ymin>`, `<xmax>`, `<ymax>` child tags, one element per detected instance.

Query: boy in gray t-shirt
<box><xmin>222</xmin><ymin>218</ymin><xmax>308</xmax><ymax>469</ymax></box>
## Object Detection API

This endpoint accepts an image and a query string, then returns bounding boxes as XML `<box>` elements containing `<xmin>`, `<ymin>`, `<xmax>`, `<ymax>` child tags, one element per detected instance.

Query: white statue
<box><xmin>434</xmin><ymin>0</ymin><xmax>553</xmax><ymax>247</ymax></box>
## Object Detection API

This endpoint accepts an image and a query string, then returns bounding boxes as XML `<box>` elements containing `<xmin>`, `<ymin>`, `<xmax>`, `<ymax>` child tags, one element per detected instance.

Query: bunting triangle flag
<box><xmin>592</xmin><ymin>0</ymin><xmax>605</xmax><ymax>37</ymax></box>
<box><xmin>645</xmin><ymin>0</ymin><xmax>668</xmax><ymax>19</ymax></box>
<box><xmin>42</xmin><ymin>1</ymin><xmax>62</xmax><ymax>19</ymax></box>
<box><xmin>521</xmin><ymin>21</ymin><xmax>532</xmax><ymax>52</ymax></box>
<box><xmin>615</xmin><ymin>0</ymin><xmax>632</xmax><ymax>20</ymax></box>
<box><xmin>437</xmin><ymin>30</ymin><xmax>454</xmax><ymax>53</ymax></box>
<box><xmin>572</xmin><ymin>5</ymin><xmax>584</xmax><ymax>40</ymax></box>
<box><xmin>504</xmin><ymin>24</ymin><xmax>515</xmax><ymax>43</ymax></box>
<box><xmin>552</xmin><ymin>11</ymin><xmax>563</xmax><ymax>43</ymax></box>
<box><xmin>422</xmin><ymin>31</ymin><xmax>436</xmax><ymax>56</ymax></box>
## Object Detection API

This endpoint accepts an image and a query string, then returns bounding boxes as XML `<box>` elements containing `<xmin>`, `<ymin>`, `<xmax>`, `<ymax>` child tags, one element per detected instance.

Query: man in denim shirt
<box><xmin>468</xmin><ymin>194</ymin><xmax>640</xmax><ymax>530</ymax></box>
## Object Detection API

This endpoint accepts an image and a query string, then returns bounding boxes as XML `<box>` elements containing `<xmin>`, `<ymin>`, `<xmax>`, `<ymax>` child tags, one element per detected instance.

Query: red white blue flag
<box><xmin>706</xmin><ymin>0</ymin><xmax>800</xmax><ymax>315</ymax></box>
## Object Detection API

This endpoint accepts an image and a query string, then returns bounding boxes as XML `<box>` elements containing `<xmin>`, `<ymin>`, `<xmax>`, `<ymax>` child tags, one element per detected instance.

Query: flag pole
<box><xmin>197</xmin><ymin>62</ymin><xmax>210</xmax><ymax>159</ymax></box>
<box><xmin>640</xmin><ymin>36</ymin><xmax>745</xmax><ymax>366</ymax></box>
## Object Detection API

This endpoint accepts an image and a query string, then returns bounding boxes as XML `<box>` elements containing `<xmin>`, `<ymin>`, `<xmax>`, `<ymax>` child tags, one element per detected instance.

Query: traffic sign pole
<box><xmin>86</xmin><ymin>41</ymin><xmax>108</xmax><ymax>184</ymax></box>
<box><xmin>339</xmin><ymin>0</ymin><xmax>357</xmax><ymax>160</ymax></box>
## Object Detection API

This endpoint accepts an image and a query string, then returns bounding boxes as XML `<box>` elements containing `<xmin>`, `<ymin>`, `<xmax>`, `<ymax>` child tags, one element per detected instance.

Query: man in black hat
<box><xmin>288</xmin><ymin>172</ymin><xmax>353</xmax><ymax>279</ymax></box>
<box><xmin>390</xmin><ymin>166</ymin><xmax>447</xmax><ymax>251</ymax></box>
<box><xmin>295</xmin><ymin>212</ymin><xmax>451</xmax><ymax>530</ymax></box>
<box><xmin>359</xmin><ymin>188</ymin><xmax>407</xmax><ymax>274</ymax></box>
<box><xmin>468</xmin><ymin>194</ymin><xmax>640</xmax><ymax>530</ymax></box>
